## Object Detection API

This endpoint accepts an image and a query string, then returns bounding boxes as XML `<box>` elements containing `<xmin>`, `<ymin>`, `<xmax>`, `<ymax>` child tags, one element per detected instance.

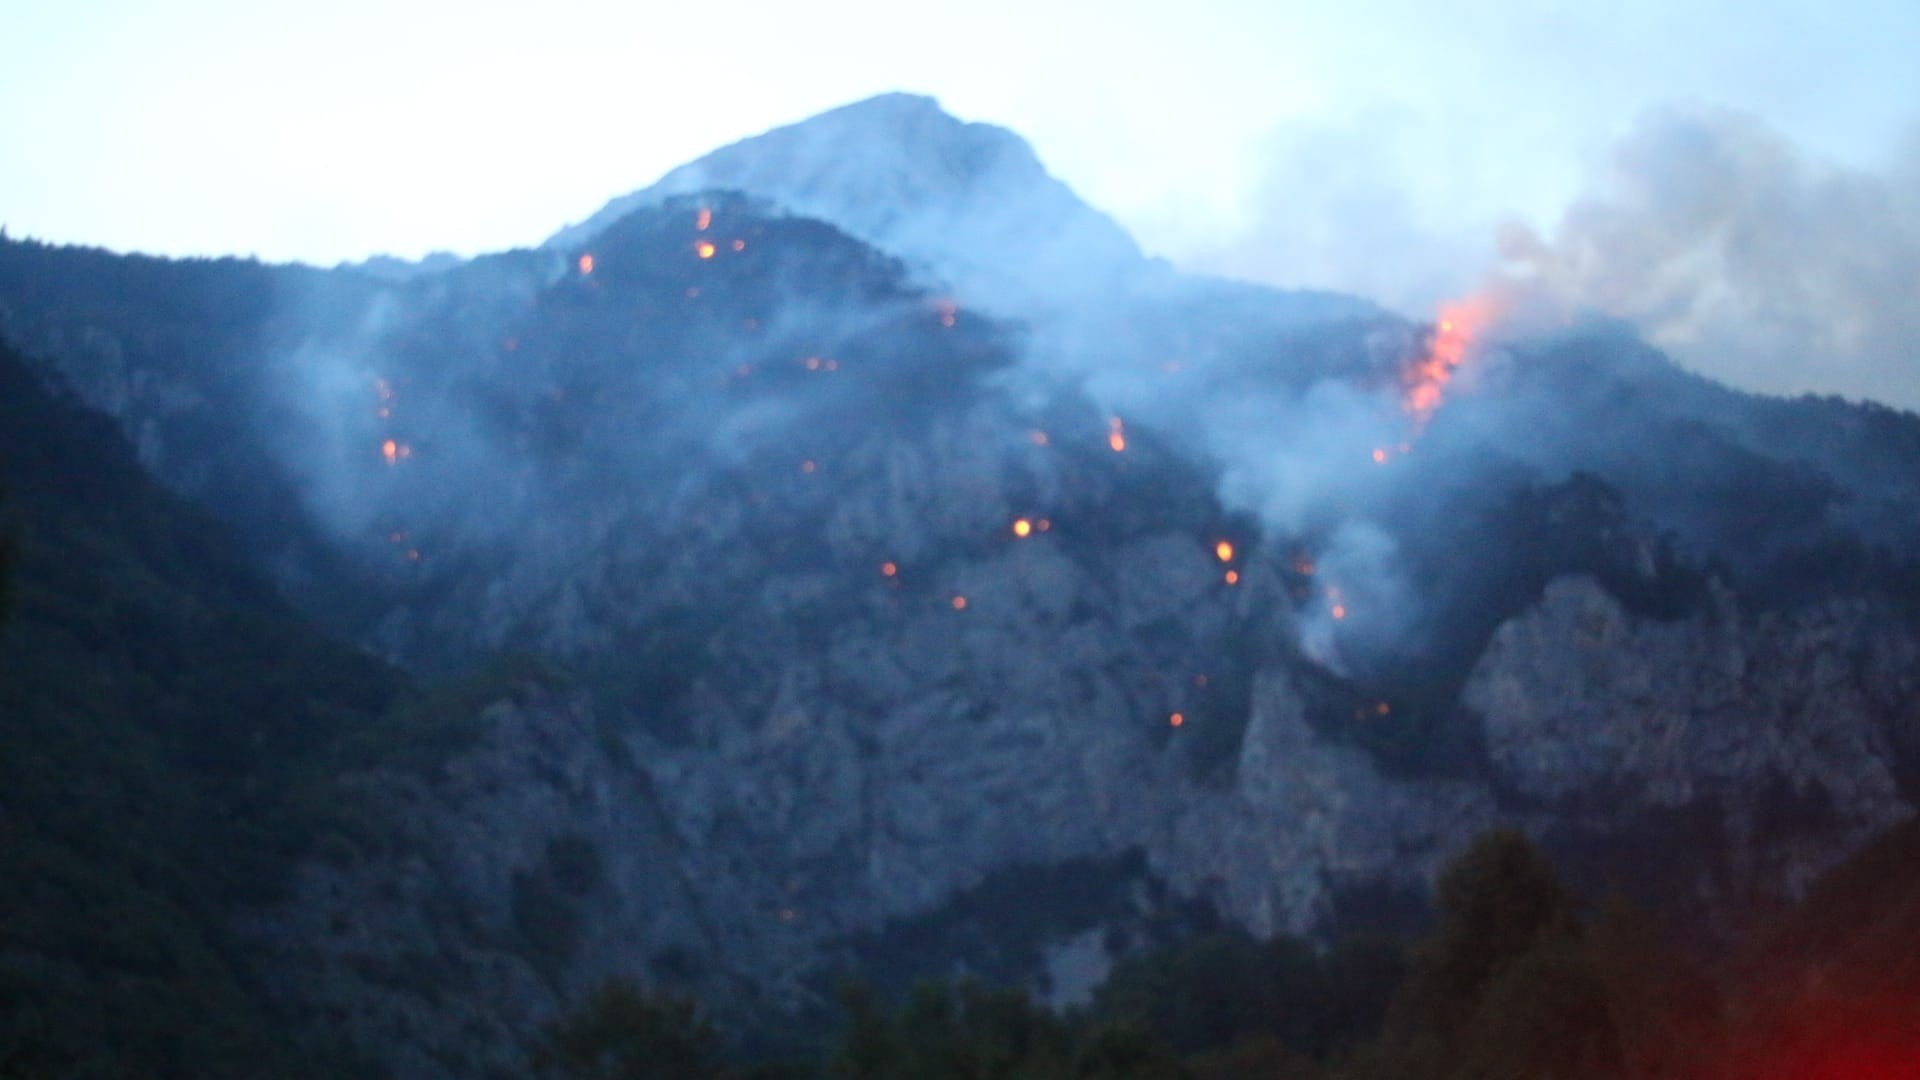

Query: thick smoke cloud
<box><xmin>1495</xmin><ymin>106</ymin><xmax>1920</xmax><ymax>411</ymax></box>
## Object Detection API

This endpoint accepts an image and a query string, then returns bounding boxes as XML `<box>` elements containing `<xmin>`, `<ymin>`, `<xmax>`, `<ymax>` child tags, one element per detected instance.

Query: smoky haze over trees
<box><xmin>1</xmin><ymin>92</ymin><xmax>1918</xmax><ymax>1077</ymax></box>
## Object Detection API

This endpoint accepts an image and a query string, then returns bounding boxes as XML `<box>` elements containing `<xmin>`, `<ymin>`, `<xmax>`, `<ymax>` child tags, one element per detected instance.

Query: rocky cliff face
<box><xmin>5</xmin><ymin>98</ymin><xmax>1919</xmax><ymax>1076</ymax></box>
<box><xmin>246</xmin><ymin>566</ymin><xmax>1916</xmax><ymax>1076</ymax></box>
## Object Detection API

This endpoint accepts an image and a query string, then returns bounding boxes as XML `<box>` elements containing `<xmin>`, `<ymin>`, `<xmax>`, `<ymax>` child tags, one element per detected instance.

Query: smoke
<box><xmin>1494</xmin><ymin>105</ymin><xmax>1920</xmax><ymax>411</ymax></box>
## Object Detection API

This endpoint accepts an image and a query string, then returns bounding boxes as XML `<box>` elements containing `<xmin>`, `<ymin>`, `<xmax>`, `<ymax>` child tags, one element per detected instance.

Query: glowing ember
<box><xmin>1293</xmin><ymin>556</ymin><xmax>1316</xmax><ymax>576</ymax></box>
<box><xmin>951</xmin><ymin>595</ymin><xmax>968</xmax><ymax>611</ymax></box>
<box><xmin>1332</xmin><ymin>604</ymin><xmax>1348</xmax><ymax>620</ymax></box>
<box><xmin>936</xmin><ymin>300</ymin><xmax>958</xmax><ymax>328</ymax></box>
<box><xmin>1402</xmin><ymin>296</ymin><xmax>1498</xmax><ymax>428</ymax></box>
<box><xmin>731</xmin><ymin>239</ymin><xmax>746</xmax><ymax>252</ymax></box>
<box><xmin>1376</xmin><ymin>702</ymin><xmax>1391</xmax><ymax>715</ymax></box>
<box><xmin>1224</xmin><ymin>569</ymin><xmax>1240</xmax><ymax>585</ymax></box>
<box><xmin>1169</xmin><ymin>712</ymin><xmax>1185</xmax><ymax>727</ymax></box>
<box><xmin>386</xmin><ymin>530</ymin><xmax>408</xmax><ymax>544</ymax></box>
<box><xmin>1038</xmin><ymin>518</ymin><xmax>1052</xmax><ymax>532</ymax></box>
<box><xmin>1215</xmin><ymin>540</ymin><xmax>1235</xmax><ymax>563</ymax></box>
<box><xmin>695</xmin><ymin>207</ymin><xmax>712</xmax><ymax>231</ymax></box>
<box><xmin>577</xmin><ymin>253</ymin><xmax>595</xmax><ymax>275</ymax></box>
<box><xmin>695</xmin><ymin>241</ymin><xmax>717</xmax><ymax>259</ymax></box>
<box><xmin>800</xmin><ymin>460</ymin><xmax>817</xmax><ymax>474</ymax></box>
<box><xmin>1012</xmin><ymin>518</ymin><xmax>1034</xmax><ymax>538</ymax></box>
<box><xmin>805</xmin><ymin>357</ymin><xmax>822</xmax><ymax>371</ymax></box>
<box><xmin>1029</xmin><ymin>430</ymin><xmax>1050</xmax><ymax>446</ymax></box>
<box><xmin>381</xmin><ymin>439</ymin><xmax>412</xmax><ymax>465</ymax></box>
<box><xmin>1108</xmin><ymin>417</ymin><xmax>1127</xmax><ymax>453</ymax></box>
<box><xmin>881</xmin><ymin>561</ymin><xmax>898</xmax><ymax>577</ymax></box>
<box><xmin>1372</xmin><ymin>447</ymin><xmax>1389</xmax><ymax>464</ymax></box>
<box><xmin>405</xmin><ymin>549</ymin><xmax>421</xmax><ymax>562</ymax></box>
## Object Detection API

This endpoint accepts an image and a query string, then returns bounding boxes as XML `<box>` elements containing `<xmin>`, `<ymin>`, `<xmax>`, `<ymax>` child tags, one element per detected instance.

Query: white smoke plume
<box><xmin>1495</xmin><ymin>105</ymin><xmax>1920</xmax><ymax>411</ymax></box>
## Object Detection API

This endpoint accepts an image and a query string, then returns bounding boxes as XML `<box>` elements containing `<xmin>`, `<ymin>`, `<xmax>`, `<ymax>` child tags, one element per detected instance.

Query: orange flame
<box><xmin>936</xmin><ymin>300</ymin><xmax>958</xmax><ymax>328</ymax></box>
<box><xmin>1403</xmin><ymin>295</ymin><xmax>1498</xmax><ymax>427</ymax></box>
<box><xmin>731</xmin><ymin>239</ymin><xmax>746</xmax><ymax>252</ymax></box>
<box><xmin>577</xmin><ymin>253</ymin><xmax>595</xmax><ymax>275</ymax></box>
<box><xmin>1169</xmin><ymin>712</ymin><xmax>1185</xmax><ymax>727</ymax></box>
<box><xmin>695</xmin><ymin>241</ymin><xmax>717</xmax><ymax>259</ymax></box>
<box><xmin>1012</xmin><ymin>518</ymin><xmax>1034</xmax><ymax>538</ymax></box>
<box><xmin>381</xmin><ymin>439</ymin><xmax>412</xmax><ymax>465</ymax></box>
<box><xmin>1214</xmin><ymin>540</ymin><xmax>1235</xmax><ymax>563</ymax></box>
<box><xmin>881</xmin><ymin>561</ymin><xmax>898</xmax><ymax>577</ymax></box>
<box><xmin>695</xmin><ymin>207</ymin><xmax>712</xmax><ymax>231</ymax></box>
<box><xmin>1224</xmin><ymin>569</ymin><xmax>1240</xmax><ymax>586</ymax></box>
<box><xmin>1108</xmin><ymin>417</ymin><xmax>1127</xmax><ymax>453</ymax></box>
<box><xmin>1372</xmin><ymin>447</ymin><xmax>1389</xmax><ymax>464</ymax></box>
<box><xmin>951</xmin><ymin>595</ymin><xmax>968</xmax><ymax>611</ymax></box>
<box><xmin>1029</xmin><ymin>430</ymin><xmax>1050</xmax><ymax>446</ymax></box>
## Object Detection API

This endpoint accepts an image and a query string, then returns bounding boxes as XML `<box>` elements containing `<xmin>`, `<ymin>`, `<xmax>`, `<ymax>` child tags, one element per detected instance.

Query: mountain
<box><xmin>548</xmin><ymin>93</ymin><xmax>1147</xmax><ymax>316</ymax></box>
<box><xmin>3</xmin><ymin>94</ymin><xmax>1919</xmax><ymax>1075</ymax></box>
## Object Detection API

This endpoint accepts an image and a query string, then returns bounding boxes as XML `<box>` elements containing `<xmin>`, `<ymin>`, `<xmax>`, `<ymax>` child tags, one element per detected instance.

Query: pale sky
<box><xmin>5</xmin><ymin>2</ymin><xmax>1919</xmax><ymax>331</ymax></box>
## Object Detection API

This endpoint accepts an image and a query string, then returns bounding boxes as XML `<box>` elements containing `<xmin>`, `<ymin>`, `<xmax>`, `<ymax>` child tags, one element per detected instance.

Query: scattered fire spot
<box><xmin>805</xmin><ymin>356</ymin><xmax>822</xmax><ymax>371</ymax></box>
<box><xmin>696</xmin><ymin>207</ymin><xmax>712</xmax><ymax>231</ymax></box>
<box><xmin>1037</xmin><ymin>518</ymin><xmax>1052</xmax><ymax>532</ymax></box>
<box><xmin>800</xmin><ymin>460</ymin><xmax>817</xmax><ymax>474</ymax></box>
<box><xmin>695</xmin><ymin>241</ymin><xmax>717</xmax><ymax>259</ymax></box>
<box><xmin>1293</xmin><ymin>556</ymin><xmax>1316</xmax><ymax>576</ymax></box>
<box><xmin>386</xmin><ymin>530</ymin><xmax>409</xmax><ymax>544</ymax></box>
<box><xmin>1372</xmin><ymin>447</ymin><xmax>1389</xmax><ymax>464</ymax></box>
<box><xmin>1029</xmin><ymin>430</ymin><xmax>1050</xmax><ymax>447</ymax></box>
<box><xmin>685</xmin><ymin>287</ymin><xmax>700</xmax><ymax>299</ymax></box>
<box><xmin>881</xmin><ymin>561</ymin><xmax>898</xmax><ymax>578</ymax></box>
<box><xmin>1108</xmin><ymin>417</ymin><xmax>1127</xmax><ymax>453</ymax></box>
<box><xmin>1376</xmin><ymin>702</ymin><xmax>1391</xmax><ymax>716</ymax></box>
<box><xmin>1332</xmin><ymin>603</ymin><xmax>1348</xmax><ymax>620</ymax></box>
<box><xmin>1169</xmin><ymin>712</ymin><xmax>1185</xmax><ymax>728</ymax></box>
<box><xmin>1224</xmin><ymin>569</ymin><xmax>1240</xmax><ymax>586</ymax></box>
<box><xmin>381</xmin><ymin>439</ymin><xmax>412</xmax><ymax>465</ymax></box>
<box><xmin>405</xmin><ymin>549</ymin><xmax>422</xmax><ymax>563</ymax></box>
<box><xmin>778</xmin><ymin>907</ymin><xmax>796</xmax><ymax>923</ymax></box>
<box><xmin>376</xmin><ymin>406</ymin><xmax>391</xmax><ymax>420</ymax></box>
<box><xmin>1012</xmin><ymin>518</ymin><xmax>1034</xmax><ymax>538</ymax></box>
<box><xmin>1215</xmin><ymin>540</ymin><xmax>1235</xmax><ymax>563</ymax></box>
<box><xmin>577</xmin><ymin>253</ymin><xmax>595</xmax><ymax>275</ymax></box>
<box><xmin>951</xmin><ymin>595</ymin><xmax>968</xmax><ymax>611</ymax></box>
<box><xmin>936</xmin><ymin>300</ymin><xmax>958</xmax><ymax>328</ymax></box>
<box><xmin>731</xmin><ymin>239</ymin><xmax>747</xmax><ymax>252</ymax></box>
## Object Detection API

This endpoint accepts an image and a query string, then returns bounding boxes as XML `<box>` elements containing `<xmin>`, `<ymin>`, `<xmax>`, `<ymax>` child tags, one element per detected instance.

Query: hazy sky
<box><xmin>4</xmin><ymin>1</ymin><xmax>1918</xmax><ymax>401</ymax></box>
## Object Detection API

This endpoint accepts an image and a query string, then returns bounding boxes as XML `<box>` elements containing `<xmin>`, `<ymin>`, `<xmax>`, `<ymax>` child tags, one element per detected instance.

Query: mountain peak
<box><xmin>548</xmin><ymin>93</ymin><xmax>1146</xmax><ymax>312</ymax></box>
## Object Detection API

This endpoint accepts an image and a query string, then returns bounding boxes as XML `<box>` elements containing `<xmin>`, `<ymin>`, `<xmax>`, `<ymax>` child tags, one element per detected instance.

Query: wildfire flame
<box><xmin>1029</xmin><ymin>430</ymin><xmax>1050</xmax><ymax>447</ymax></box>
<box><xmin>695</xmin><ymin>207</ymin><xmax>712</xmax><ymax>231</ymax></box>
<box><xmin>1012</xmin><ymin>518</ymin><xmax>1034</xmax><ymax>538</ymax></box>
<box><xmin>1169</xmin><ymin>712</ymin><xmax>1185</xmax><ymax>727</ymax></box>
<box><xmin>1214</xmin><ymin>540</ymin><xmax>1235</xmax><ymax>563</ymax></box>
<box><xmin>1402</xmin><ymin>296</ymin><xmax>1498</xmax><ymax>428</ymax></box>
<box><xmin>951</xmin><ymin>595</ymin><xmax>968</xmax><ymax>611</ymax></box>
<box><xmin>381</xmin><ymin>439</ymin><xmax>411</xmax><ymax>465</ymax></box>
<box><xmin>881</xmin><ymin>561</ymin><xmax>898</xmax><ymax>577</ymax></box>
<box><xmin>577</xmin><ymin>253</ymin><xmax>595</xmax><ymax>275</ymax></box>
<box><xmin>1224</xmin><ymin>569</ymin><xmax>1240</xmax><ymax>586</ymax></box>
<box><xmin>695</xmin><ymin>241</ymin><xmax>717</xmax><ymax>260</ymax></box>
<box><xmin>936</xmin><ymin>300</ymin><xmax>958</xmax><ymax>328</ymax></box>
<box><xmin>731</xmin><ymin>239</ymin><xmax>746</xmax><ymax>252</ymax></box>
<box><xmin>1108</xmin><ymin>417</ymin><xmax>1127</xmax><ymax>453</ymax></box>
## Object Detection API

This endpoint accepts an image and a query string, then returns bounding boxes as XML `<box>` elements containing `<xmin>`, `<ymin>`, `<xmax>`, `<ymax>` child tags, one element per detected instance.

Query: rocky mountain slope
<box><xmin>3</xmin><ymin>94</ymin><xmax>1918</xmax><ymax>1075</ymax></box>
